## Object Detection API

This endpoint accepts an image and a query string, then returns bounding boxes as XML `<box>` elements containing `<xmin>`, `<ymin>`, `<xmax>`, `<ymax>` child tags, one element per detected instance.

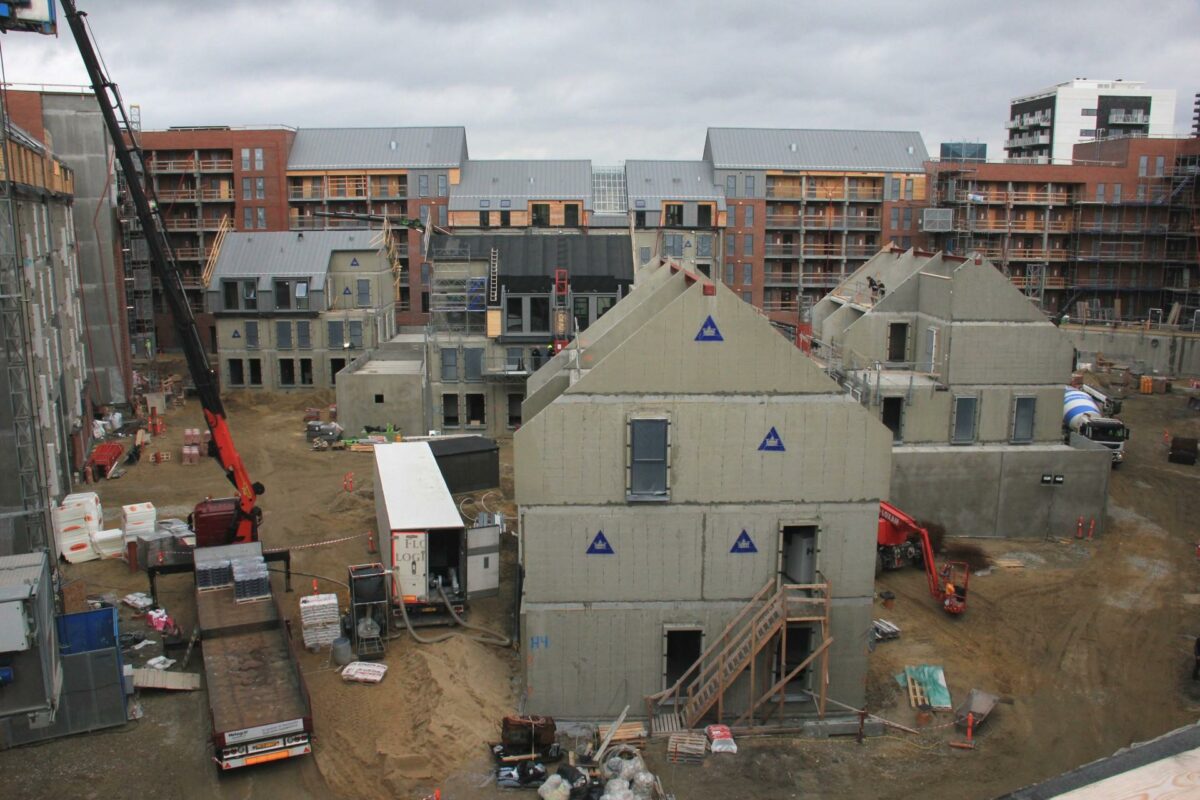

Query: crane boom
<box><xmin>62</xmin><ymin>1</ymin><xmax>262</xmax><ymax>543</ymax></box>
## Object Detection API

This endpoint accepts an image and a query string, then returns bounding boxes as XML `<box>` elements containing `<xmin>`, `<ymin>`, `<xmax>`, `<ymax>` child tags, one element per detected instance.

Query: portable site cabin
<box><xmin>373</xmin><ymin>443</ymin><xmax>499</xmax><ymax>618</ymax></box>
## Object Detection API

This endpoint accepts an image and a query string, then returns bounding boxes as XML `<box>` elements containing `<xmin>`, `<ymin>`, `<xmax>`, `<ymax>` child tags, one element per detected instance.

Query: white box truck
<box><xmin>373</xmin><ymin>442</ymin><xmax>499</xmax><ymax>625</ymax></box>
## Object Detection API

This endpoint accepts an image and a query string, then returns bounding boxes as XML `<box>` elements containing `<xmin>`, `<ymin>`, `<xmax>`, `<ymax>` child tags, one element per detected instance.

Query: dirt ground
<box><xmin>1</xmin><ymin>379</ymin><xmax>1198</xmax><ymax>799</ymax></box>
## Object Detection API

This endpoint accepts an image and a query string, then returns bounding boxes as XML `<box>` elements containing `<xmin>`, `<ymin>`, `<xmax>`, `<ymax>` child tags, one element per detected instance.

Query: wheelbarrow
<box><xmin>955</xmin><ymin>689</ymin><xmax>998</xmax><ymax>731</ymax></box>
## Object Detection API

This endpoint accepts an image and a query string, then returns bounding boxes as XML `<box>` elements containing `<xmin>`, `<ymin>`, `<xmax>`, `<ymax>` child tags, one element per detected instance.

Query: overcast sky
<box><xmin>2</xmin><ymin>0</ymin><xmax>1196</xmax><ymax>163</ymax></box>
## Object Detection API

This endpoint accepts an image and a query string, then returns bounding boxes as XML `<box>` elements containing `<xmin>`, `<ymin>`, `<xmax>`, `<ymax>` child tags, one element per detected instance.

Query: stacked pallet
<box><xmin>666</xmin><ymin>732</ymin><xmax>707</xmax><ymax>764</ymax></box>
<box><xmin>122</xmin><ymin>502</ymin><xmax>157</xmax><ymax>543</ymax></box>
<box><xmin>872</xmin><ymin>619</ymin><xmax>901</xmax><ymax>641</ymax></box>
<box><xmin>196</xmin><ymin>558</ymin><xmax>232</xmax><ymax>590</ymax></box>
<box><xmin>180</xmin><ymin>445</ymin><xmax>202</xmax><ymax>465</ymax></box>
<box><xmin>232</xmin><ymin>555</ymin><xmax>270</xmax><ymax>602</ymax></box>
<box><xmin>300</xmin><ymin>593</ymin><xmax>341</xmax><ymax>648</ymax></box>
<box><xmin>598</xmin><ymin>721</ymin><xmax>648</xmax><ymax>750</ymax></box>
<box><xmin>53</xmin><ymin>492</ymin><xmax>103</xmax><ymax>563</ymax></box>
<box><xmin>91</xmin><ymin>529</ymin><xmax>125</xmax><ymax>559</ymax></box>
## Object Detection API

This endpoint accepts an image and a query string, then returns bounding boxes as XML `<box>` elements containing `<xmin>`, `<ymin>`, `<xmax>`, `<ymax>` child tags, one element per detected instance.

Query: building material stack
<box><xmin>300</xmin><ymin>593</ymin><xmax>341</xmax><ymax>649</ymax></box>
<box><xmin>52</xmin><ymin>492</ymin><xmax>103</xmax><ymax>563</ymax></box>
<box><xmin>232</xmin><ymin>554</ymin><xmax>270</xmax><ymax>602</ymax></box>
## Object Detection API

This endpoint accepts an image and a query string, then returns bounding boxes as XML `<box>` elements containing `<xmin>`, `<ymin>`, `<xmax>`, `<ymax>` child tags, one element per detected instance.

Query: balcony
<box><xmin>973</xmin><ymin>246</ymin><xmax>1072</xmax><ymax>262</ymax></box>
<box><xmin>163</xmin><ymin>217</ymin><xmax>201</xmax><ymax>231</ymax></box>
<box><xmin>370</xmin><ymin>189</ymin><xmax>408</xmax><ymax>201</ymax></box>
<box><xmin>847</xmin><ymin>187</ymin><xmax>883</xmax><ymax>201</ymax></box>
<box><xmin>805</xmin><ymin>188</ymin><xmax>847</xmax><ymax>202</ymax></box>
<box><xmin>289</xmin><ymin>186</ymin><xmax>325</xmax><ymax>201</ymax></box>
<box><xmin>149</xmin><ymin>159</ymin><xmax>196</xmax><ymax>173</ymax></box>
<box><xmin>1108</xmin><ymin>111</ymin><xmax>1148</xmax><ymax>125</ymax></box>
<box><xmin>766</xmin><ymin>185</ymin><xmax>804</xmax><ymax>199</ymax></box>
<box><xmin>761</xmin><ymin>297</ymin><xmax>800</xmax><ymax>313</ymax></box>
<box><xmin>1011</xmin><ymin>275</ymin><xmax>1067</xmax><ymax>290</ymax></box>
<box><xmin>844</xmin><ymin>244</ymin><xmax>877</xmax><ymax>258</ymax></box>
<box><xmin>952</xmin><ymin>190</ymin><xmax>1070</xmax><ymax>205</ymax></box>
<box><xmin>763</xmin><ymin>268</ymin><xmax>799</xmax><ymax>286</ymax></box>
<box><xmin>766</xmin><ymin>214</ymin><xmax>803</xmax><ymax>228</ymax></box>
<box><xmin>803</xmin><ymin>215</ymin><xmax>845</xmax><ymax>229</ymax></box>
<box><xmin>844</xmin><ymin>215</ymin><xmax>881</xmax><ymax>230</ymax></box>
<box><xmin>200</xmin><ymin>188</ymin><xmax>234</xmax><ymax>202</ymax></box>
<box><xmin>956</xmin><ymin>218</ymin><xmax>1072</xmax><ymax>233</ymax></box>
<box><xmin>1076</xmin><ymin>247</ymin><xmax>1148</xmax><ymax>263</ymax></box>
<box><xmin>802</xmin><ymin>243</ymin><xmax>843</xmax><ymax>258</ymax></box>
<box><xmin>198</xmin><ymin>159</ymin><xmax>233</xmax><ymax>172</ymax></box>
<box><xmin>172</xmin><ymin>246</ymin><xmax>214</xmax><ymax>261</ymax></box>
<box><xmin>1005</xmin><ymin>133</ymin><xmax>1051</xmax><ymax>149</ymax></box>
<box><xmin>801</xmin><ymin>271</ymin><xmax>845</xmax><ymax>288</ymax></box>
<box><xmin>764</xmin><ymin>244</ymin><xmax>801</xmax><ymax>258</ymax></box>
<box><xmin>156</xmin><ymin>189</ymin><xmax>197</xmax><ymax>202</ymax></box>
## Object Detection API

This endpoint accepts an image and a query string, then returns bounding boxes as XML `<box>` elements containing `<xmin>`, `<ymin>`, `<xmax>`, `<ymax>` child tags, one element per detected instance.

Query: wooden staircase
<box><xmin>646</xmin><ymin>578</ymin><xmax>832</xmax><ymax>733</ymax></box>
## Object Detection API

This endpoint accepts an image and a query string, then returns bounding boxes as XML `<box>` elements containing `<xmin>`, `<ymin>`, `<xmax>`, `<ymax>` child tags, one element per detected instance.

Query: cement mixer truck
<box><xmin>1064</xmin><ymin>387</ymin><xmax>1129</xmax><ymax>465</ymax></box>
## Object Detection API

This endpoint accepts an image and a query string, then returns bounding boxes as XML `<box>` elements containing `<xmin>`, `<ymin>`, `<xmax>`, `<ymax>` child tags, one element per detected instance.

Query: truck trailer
<box><xmin>1064</xmin><ymin>387</ymin><xmax>1130</xmax><ymax>464</ymax></box>
<box><xmin>374</xmin><ymin>443</ymin><xmax>499</xmax><ymax>625</ymax></box>
<box><xmin>194</xmin><ymin>543</ymin><xmax>312</xmax><ymax>770</ymax></box>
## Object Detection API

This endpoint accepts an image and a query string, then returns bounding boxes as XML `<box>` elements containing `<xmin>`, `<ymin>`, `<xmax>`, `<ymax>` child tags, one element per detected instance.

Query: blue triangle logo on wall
<box><xmin>586</xmin><ymin>530</ymin><xmax>614</xmax><ymax>555</ymax></box>
<box><xmin>758</xmin><ymin>426</ymin><xmax>785</xmax><ymax>452</ymax></box>
<box><xmin>695</xmin><ymin>315</ymin><xmax>723</xmax><ymax>342</ymax></box>
<box><xmin>231</xmin><ymin>329</ymin><xmax>241</xmax><ymax>339</ymax></box>
<box><xmin>350</xmin><ymin>257</ymin><xmax>360</xmax><ymax>267</ymax></box>
<box><xmin>731</xmin><ymin>530</ymin><xmax>758</xmax><ymax>554</ymax></box>
<box><xmin>343</xmin><ymin>287</ymin><xmax>352</xmax><ymax>295</ymax></box>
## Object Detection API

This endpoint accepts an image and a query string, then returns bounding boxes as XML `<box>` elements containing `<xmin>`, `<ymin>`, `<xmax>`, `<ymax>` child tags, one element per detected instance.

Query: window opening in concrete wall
<box><xmin>952</xmin><ymin>396</ymin><xmax>978</xmax><ymax>444</ymax></box>
<box><xmin>228</xmin><ymin>359</ymin><xmax>244</xmax><ymax>386</ymax></box>
<box><xmin>479</xmin><ymin>211</ymin><xmax>490</xmax><ymax>228</ymax></box>
<box><xmin>500</xmin><ymin>210</ymin><xmax>511</xmax><ymax>227</ymax></box>
<box><xmin>781</xmin><ymin>525</ymin><xmax>817</xmax><ymax>584</ymax></box>
<box><xmin>628</xmin><ymin>418</ymin><xmax>669</xmax><ymax>501</ymax></box>
<box><xmin>464</xmin><ymin>348</ymin><xmax>483</xmax><ymax>381</ymax></box>
<box><xmin>1011</xmin><ymin>396</ymin><xmax>1036</xmax><ymax>443</ymax></box>
<box><xmin>922</xmin><ymin>326</ymin><xmax>937</xmax><ymax>372</ymax></box>
<box><xmin>357</xmin><ymin>279</ymin><xmax>371</xmax><ymax>307</ymax></box>
<box><xmin>279</xmin><ymin>359</ymin><xmax>295</xmax><ymax>386</ymax></box>
<box><xmin>508</xmin><ymin>394</ymin><xmax>522</xmax><ymax>428</ymax></box>
<box><xmin>441</xmin><ymin>348</ymin><xmax>458</xmax><ymax>381</ymax></box>
<box><xmin>529</xmin><ymin>297</ymin><xmax>550</xmax><ymax>332</ymax></box>
<box><xmin>881</xmin><ymin>397</ymin><xmax>904</xmax><ymax>443</ymax></box>
<box><xmin>442</xmin><ymin>394</ymin><xmax>460</xmax><ymax>427</ymax></box>
<box><xmin>887</xmin><ymin>322</ymin><xmax>908</xmax><ymax>363</ymax></box>
<box><xmin>374</xmin><ymin>394</ymin><xmax>385</xmax><ymax>404</ymax></box>
<box><xmin>664</xmin><ymin>204</ymin><xmax>683</xmax><ymax>227</ymax></box>
<box><xmin>245</xmin><ymin>321</ymin><xmax>259</xmax><ymax>349</ymax></box>
<box><xmin>506</xmin><ymin>297</ymin><xmax>523</xmax><ymax>332</ymax></box>
<box><xmin>248</xmin><ymin>359</ymin><xmax>262</xmax><ymax>386</ymax></box>
<box><xmin>634</xmin><ymin>210</ymin><xmax>646</xmax><ymax>229</ymax></box>
<box><xmin>465</xmin><ymin>394</ymin><xmax>485</xmax><ymax>426</ymax></box>
<box><xmin>663</xmin><ymin>627</ymin><xmax>703</xmax><ymax>692</ymax></box>
<box><xmin>697</xmin><ymin>205</ymin><xmax>712</xmax><ymax>227</ymax></box>
<box><xmin>564</xmin><ymin>204</ymin><xmax>580</xmax><ymax>227</ymax></box>
<box><xmin>531</xmin><ymin>203</ymin><xmax>550</xmax><ymax>227</ymax></box>
<box><xmin>296</xmin><ymin>321</ymin><xmax>311</xmax><ymax>349</ymax></box>
<box><xmin>299</xmin><ymin>358</ymin><xmax>313</xmax><ymax>385</ymax></box>
<box><xmin>777</xmin><ymin>623</ymin><xmax>814</xmax><ymax>700</ymax></box>
<box><xmin>330</xmin><ymin>357</ymin><xmax>345</xmax><ymax>385</ymax></box>
<box><xmin>276</xmin><ymin>321</ymin><xmax>292</xmax><ymax>350</ymax></box>
<box><xmin>348</xmin><ymin>320</ymin><xmax>363</xmax><ymax>349</ymax></box>
<box><xmin>596</xmin><ymin>296</ymin><xmax>615</xmax><ymax>319</ymax></box>
<box><xmin>328</xmin><ymin>320</ymin><xmax>343</xmax><ymax>349</ymax></box>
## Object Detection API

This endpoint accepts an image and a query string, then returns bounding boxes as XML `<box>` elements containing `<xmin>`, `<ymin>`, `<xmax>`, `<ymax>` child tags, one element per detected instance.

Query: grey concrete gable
<box><xmin>565</xmin><ymin>279</ymin><xmax>838</xmax><ymax>396</ymax></box>
<box><xmin>949</xmin><ymin>259</ymin><xmax>1050</xmax><ymax>323</ymax></box>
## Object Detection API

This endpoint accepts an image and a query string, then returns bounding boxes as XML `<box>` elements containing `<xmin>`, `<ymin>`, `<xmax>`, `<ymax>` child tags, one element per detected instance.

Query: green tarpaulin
<box><xmin>894</xmin><ymin>665</ymin><xmax>952</xmax><ymax>709</ymax></box>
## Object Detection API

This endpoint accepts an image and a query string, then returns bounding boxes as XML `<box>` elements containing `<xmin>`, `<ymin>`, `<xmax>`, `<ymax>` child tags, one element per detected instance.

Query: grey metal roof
<box><xmin>0</xmin><ymin>552</ymin><xmax>45</xmax><ymax>602</ymax></box>
<box><xmin>625</xmin><ymin>160</ymin><xmax>727</xmax><ymax>209</ymax></box>
<box><xmin>287</xmin><ymin>127</ymin><xmax>467</xmax><ymax>170</ymax></box>
<box><xmin>704</xmin><ymin>128</ymin><xmax>928</xmax><ymax>172</ymax></box>
<box><xmin>208</xmin><ymin>230</ymin><xmax>382</xmax><ymax>290</ymax></box>
<box><xmin>429</xmin><ymin>232</ymin><xmax>632</xmax><ymax>291</ymax></box>
<box><xmin>449</xmin><ymin>160</ymin><xmax>593</xmax><ymax>211</ymax></box>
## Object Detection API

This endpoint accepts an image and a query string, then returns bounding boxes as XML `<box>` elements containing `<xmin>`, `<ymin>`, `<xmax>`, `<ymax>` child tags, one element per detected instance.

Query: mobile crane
<box><xmin>61</xmin><ymin>2</ymin><xmax>262</xmax><ymax>545</ymax></box>
<box><xmin>877</xmin><ymin>501</ymin><xmax>969</xmax><ymax>615</ymax></box>
<box><xmin>61</xmin><ymin>2</ymin><xmax>313</xmax><ymax>769</ymax></box>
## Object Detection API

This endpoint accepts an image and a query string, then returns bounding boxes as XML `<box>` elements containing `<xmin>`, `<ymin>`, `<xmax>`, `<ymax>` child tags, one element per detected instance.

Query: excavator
<box><xmin>61</xmin><ymin>1</ymin><xmax>263</xmax><ymax>547</ymax></box>
<box><xmin>877</xmin><ymin>501</ymin><xmax>969</xmax><ymax>615</ymax></box>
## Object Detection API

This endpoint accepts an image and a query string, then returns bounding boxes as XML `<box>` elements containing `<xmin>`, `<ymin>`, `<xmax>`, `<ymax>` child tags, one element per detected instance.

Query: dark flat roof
<box><xmin>430</xmin><ymin>232</ymin><xmax>633</xmax><ymax>293</ymax></box>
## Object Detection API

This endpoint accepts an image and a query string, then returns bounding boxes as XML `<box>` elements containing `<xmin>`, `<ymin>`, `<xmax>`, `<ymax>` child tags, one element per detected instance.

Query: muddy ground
<box><xmin>1</xmin><ymin>382</ymin><xmax>1197</xmax><ymax>799</ymax></box>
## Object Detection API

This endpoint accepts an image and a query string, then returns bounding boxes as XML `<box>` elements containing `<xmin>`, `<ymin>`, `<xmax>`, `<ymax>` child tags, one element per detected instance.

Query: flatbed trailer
<box><xmin>196</xmin><ymin>545</ymin><xmax>312</xmax><ymax>770</ymax></box>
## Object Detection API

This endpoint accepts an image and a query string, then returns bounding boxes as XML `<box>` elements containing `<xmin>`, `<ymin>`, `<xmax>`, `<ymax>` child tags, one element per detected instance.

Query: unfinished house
<box><xmin>447</xmin><ymin>160</ymin><xmax>592</xmax><ymax>230</ymax></box>
<box><xmin>206</xmin><ymin>230</ymin><xmax>396</xmax><ymax>391</ymax></box>
<box><xmin>0</xmin><ymin>120</ymin><xmax>90</xmax><ymax>554</ymax></box>
<box><xmin>626</xmin><ymin>160</ymin><xmax>727</xmax><ymax>278</ymax></box>
<box><xmin>810</xmin><ymin>247</ymin><xmax>1111</xmax><ymax>538</ymax></box>
<box><xmin>515</xmin><ymin>263</ymin><xmax>891</xmax><ymax>722</ymax></box>
<box><xmin>424</xmin><ymin>231</ymin><xmax>633</xmax><ymax>438</ymax></box>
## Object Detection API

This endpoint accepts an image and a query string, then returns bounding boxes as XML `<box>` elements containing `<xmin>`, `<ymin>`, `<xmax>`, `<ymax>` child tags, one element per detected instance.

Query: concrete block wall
<box><xmin>1064</xmin><ymin>326</ymin><xmax>1200</xmax><ymax>378</ymax></box>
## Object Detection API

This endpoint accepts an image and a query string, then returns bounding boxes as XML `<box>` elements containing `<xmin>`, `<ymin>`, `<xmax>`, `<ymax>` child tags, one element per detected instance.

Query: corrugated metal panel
<box><xmin>0</xmin><ymin>552</ymin><xmax>44</xmax><ymax>602</ymax></box>
<box><xmin>449</xmin><ymin>160</ymin><xmax>593</xmax><ymax>211</ymax></box>
<box><xmin>374</xmin><ymin>443</ymin><xmax>463</xmax><ymax>531</ymax></box>
<box><xmin>704</xmin><ymin>128</ymin><xmax>929</xmax><ymax>172</ymax></box>
<box><xmin>625</xmin><ymin>160</ymin><xmax>726</xmax><ymax>208</ymax></box>
<box><xmin>287</xmin><ymin>127</ymin><xmax>467</xmax><ymax>170</ymax></box>
<box><xmin>209</xmin><ymin>230</ymin><xmax>381</xmax><ymax>291</ymax></box>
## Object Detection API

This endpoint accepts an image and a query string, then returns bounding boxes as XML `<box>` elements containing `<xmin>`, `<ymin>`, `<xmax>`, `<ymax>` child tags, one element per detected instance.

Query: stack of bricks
<box><xmin>181</xmin><ymin>428</ymin><xmax>202</xmax><ymax>465</ymax></box>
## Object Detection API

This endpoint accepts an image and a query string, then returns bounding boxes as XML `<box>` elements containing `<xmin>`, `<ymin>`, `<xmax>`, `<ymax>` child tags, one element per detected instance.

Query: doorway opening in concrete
<box><xmin>776</xmin><ymin>622</ymin><xmax>815</xmax><ymax>701</ymax></box>
<box><xmin>663</xmin><ymin>627</ymin><xmax>704</xmax><ymax>693</ymax></box>
<box><xmin>881</xmin><ymin>396</ymin><xmax>904</xmax><ymax>442</ymax></box>
<box><xmin>781</xmin><ymin>525</ymin><xmax>817</xmax><ymax>584</ymax></box>
<box><xmin>330</xmin><ymin>357</ymin><xmax>346</xmax><ymax>385</ymax></box>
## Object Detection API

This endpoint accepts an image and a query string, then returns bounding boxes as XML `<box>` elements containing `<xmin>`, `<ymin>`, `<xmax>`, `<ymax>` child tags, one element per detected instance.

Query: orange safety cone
<box><xmin>311</xmin><ymin>578</ymin><xmax>319</xmax><ymax>594</ymax></box>
<box><xmin>367</xmin><ymin>531</ymin><xmax>377</xmax><ymax>554</ymax></box>
<box><xmin>1075</xmin><ymin>516</ymin><xmax>1084</xmax><ymax>539</ymax></box>
<box><xmin>1087</xmin><ymin>519</ymin><xmax>1096</xmax><ymax>541</ymax></box>
<box><xmin>343</xmin><ymin>472</ymin><xmax>354</xmax><ymax>492</ymax></box>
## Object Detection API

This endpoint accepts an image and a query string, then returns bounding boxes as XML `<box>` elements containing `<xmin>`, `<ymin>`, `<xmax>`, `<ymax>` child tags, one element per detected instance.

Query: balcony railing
<box><xmin>803</xmin><ymin>215</ymin><xmax>845</xmax><ymax>229</ymax></box>
<box><xmin>172</xmin><ymin>246</ymin><xmax>214</xmax><ymax>261</ymax></box>
<box><xmin>972</xmin><ymin>246</ymin><xmax>1072</xmax><ymax>262</ymax></box>
<box><xmin>1010</xmin><ymin>275</ymin><xmax>1067</xmax><ymax>290</ymax></box>
<box><xmin>952</xmin><ymin>190</ymin><xmax>1070</xmax><ymax>205</ymax></box>
<box><xmin>163</xmin><ymin>218</ymin><xmax>200</xmax><ymax>231</ymax></box>
<box><xmin>955</xmin><ymin>219</ymin><xmax>1073</xmax><ymax>233</ymax></box>
<box><xmin>761</xmin><ymin>297</ymin><xmax>800</xmax><ymax>313</ymax></box>
<box><xmin>801</xmin><ymin>271</ymin><xmax>846</xmax><ymax>287</ymax></box>
<box><xmin>764</xmin><ymin>244</ymin><xmax>801</xmax><ymax>258</ymax></box>
<box><xmin>766</xmin><ymin>214</ymin><xmax>803</xmax><ymax>227</ymax></box>
<box><xmin>1108</xmin><ymin>111</ymin><xmax>1148</xmax><ymax>125</ymax></box>
<box><xmin>289</xmin><ymin>187</ymin><xmax>325</xmax><ymax>200</ymax></box>
<box><xmin>765</xmin><ymin>185</ymin><xmax>804</xmax><ymax>199</ymax></box>
<box><xmin>763</xmin><ymin>269</ymin><xmax>799</xmax><ymax>285</ymax></box>
<box><xmin>200</xmin><ymin>188</ymin><xmax>234</xmax><ymax>201</ymax></box>
<box><xmin>149</xmin><ymin>159</ymin><xmax>196</xmax><ymax>173</ymax></box>
<box><xmin>844</xmin><ymin>215</ymin><xmax>881</xmax><ymax>230</ymax></box>
<box><xmin>198</xmin><ymin>159</ymin><xmax>233</xmax><ymax>172</ymax></box>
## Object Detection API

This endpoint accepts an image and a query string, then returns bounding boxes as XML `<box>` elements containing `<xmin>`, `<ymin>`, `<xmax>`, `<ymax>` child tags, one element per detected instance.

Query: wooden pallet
<box><xmin>599</xmin><ymin>721</ymin><xmax>647</xmax><ymax>749</ymax></box>
<box><xmin>653</xmin><ymin>711</ymin><xmax>684</xmax><ymax>736</ymax></box>
<box><xmin>907</xmin><ymin>674</ymin><xmax>929</xmax><ymax>709</ymax></box>
<box><xmin>133</xmin><ymin>669</ymin><xmax>200</xmax><ymax>691</ymax></box>
<box><xmin>667</xmin><ymin>732</ymin><xmax>707</xmax><ymax>764</ymax></box>
<box><xmin>993</xmin><ymin>558</ymin><xmax>1025</xmax><ymax>569</ymax></box>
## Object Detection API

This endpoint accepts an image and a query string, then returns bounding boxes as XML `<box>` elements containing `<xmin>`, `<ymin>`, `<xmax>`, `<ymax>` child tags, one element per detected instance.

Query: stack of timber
<box><xmin>598</xmin><ymin>721</ymin><xmax>648</xmax><ymax>750</ymax></box>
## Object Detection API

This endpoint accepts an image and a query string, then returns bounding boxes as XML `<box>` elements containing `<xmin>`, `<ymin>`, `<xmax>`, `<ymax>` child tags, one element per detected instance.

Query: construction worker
<box><xmin>545</xmin><ymin>343</ymin><xmax>555</xmax><ymax>360</ymax></box>
<box><xmin>944</xmin><ymin>583</ymin><xmax>956</xmax><ymax>609</ymax></box>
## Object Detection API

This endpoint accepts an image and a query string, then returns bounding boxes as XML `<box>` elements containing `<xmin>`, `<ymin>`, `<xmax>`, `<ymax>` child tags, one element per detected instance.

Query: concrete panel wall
<box><xmin>521</xmin><ymin>501</ymin><xmax>878</xmax><ymax>604</ymax></box>
<box><xmin>516</xmin><ymin>397</ymin><xmax>890</xmax><ymax>507</ymax></box>
<box><xmin>1064</xmin><ymin>326</ymin><xmax>1200</xmax><ymax>378</ymax></box>
<box><xmin>949</xmin><ymin>261</ymin><xmax>1046</xmax><ymax>322</ymax></box>
<box><xmin>947</xmin><ymin>323</ymin><xmax>1073</xmax><ymax>385</ymax></box>
<box><xmin>890</xmin><ymin>444</ymin><xmax>1109</xmax><ymax>538</ymax></box>
<box><xmin>336</xmin><ymin>368</ymin><xmax>426</xmax><ymax>437</ymax></box>
<box><xmin>521</xmin><ymin>597</ymin><xmax>870</xmax><ymax>718</ymax></box>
